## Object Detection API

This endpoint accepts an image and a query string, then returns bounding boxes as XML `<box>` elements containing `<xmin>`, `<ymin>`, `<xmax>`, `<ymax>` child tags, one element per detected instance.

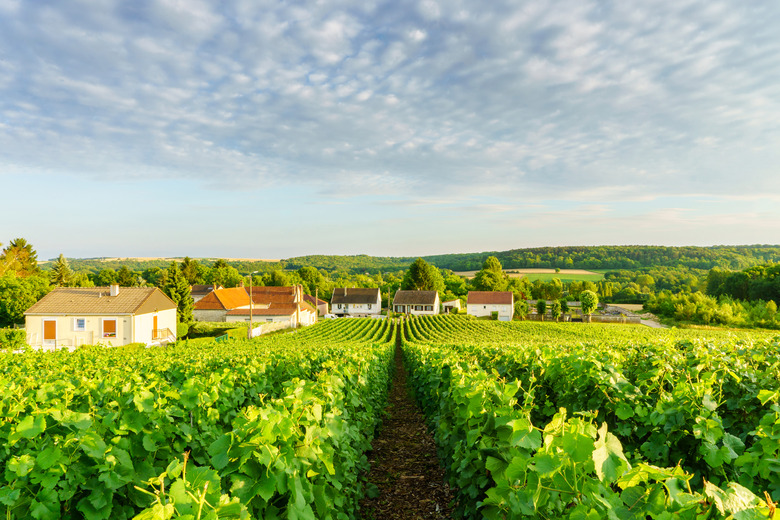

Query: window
<box><xmin>367</xmin><ymin>304</ymin><xmax>372</xmax><ymax>310</ymax></box>
<box><xmin>74</xmin><ymin>318</ymin><xmax>86</xmax><ymax>331</ymax></box>
<box><xmin>415</xmin><ymin>305</ymin><xmax>422</xmax><ymax>311</ymax></box>
<box><xmin>337</xmin><ymin>304</ymin><xmax>342</xmax><ymax>309</ymax></box>
<box><xmin>425</xmin><ymin>305</ymin><xmax>433</xmax><ymax>311</ymax></box>
<box><xmin>103</xmin><ymin>319</ymin><xmax>117</xmax><ymax>338</ymax></box>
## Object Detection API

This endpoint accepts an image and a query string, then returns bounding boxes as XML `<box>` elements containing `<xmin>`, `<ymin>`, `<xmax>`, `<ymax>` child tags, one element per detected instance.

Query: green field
<box><xmin>517</xmin><ymin>272</ymin><xmax>605</xmax><ymax>283</ymax></box>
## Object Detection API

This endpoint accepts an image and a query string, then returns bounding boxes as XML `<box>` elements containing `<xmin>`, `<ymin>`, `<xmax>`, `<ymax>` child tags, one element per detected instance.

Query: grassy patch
<box><xmin>521</xmin><ymin>273</ymin><xmax>604</xmax><ymax>283</ymax></box>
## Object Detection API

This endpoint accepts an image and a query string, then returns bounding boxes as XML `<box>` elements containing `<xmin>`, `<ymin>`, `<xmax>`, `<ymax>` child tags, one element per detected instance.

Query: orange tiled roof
<box><xmin>25</xmin><ymin>287</ymin><xmax>176</xmax><ymax>315</ymax></box>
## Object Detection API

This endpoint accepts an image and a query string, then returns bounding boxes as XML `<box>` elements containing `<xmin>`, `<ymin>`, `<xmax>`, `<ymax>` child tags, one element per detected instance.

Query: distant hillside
<box><xmin>41</xmin><ymin>245</ymin><xmax>780</xmax><ymax>275</ymax></box>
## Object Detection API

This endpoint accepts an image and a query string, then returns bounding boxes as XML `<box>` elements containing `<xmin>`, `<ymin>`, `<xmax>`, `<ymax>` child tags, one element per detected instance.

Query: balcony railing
<box><xmin>152</xmin><ymin>328</ymin><xmax>174</xmax><ymax>341</ymax></box>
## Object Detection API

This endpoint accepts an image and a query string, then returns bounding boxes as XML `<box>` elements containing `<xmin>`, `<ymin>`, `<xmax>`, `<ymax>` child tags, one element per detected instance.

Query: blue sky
<box><xmin>1</xmin><ymin>0</ymin><xmax>779</xmax><ymax>260</ymax></box>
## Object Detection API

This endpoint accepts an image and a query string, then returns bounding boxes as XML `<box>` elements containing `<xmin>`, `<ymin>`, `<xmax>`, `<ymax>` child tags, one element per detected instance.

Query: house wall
<box><xmin>394</xmin><ymin>298</ymin><xmax>440</xmax><ymax>315</ymax></box>
<box><xmin>132</xmin><ymin>308</ymin><xmax>177</xmax><ymax>344</ymax></box>
<box><xmin>193</xmin><ymin>309</ymin><xmax>228</xmax><ymax>322</ymax></box>
<box><xmin>25</xmin><ymin>314</ymin><xmax>133</xmax><ymax>350</ymax></box>
<box><xmin>467</xmin><ymin>303</ymin><xmax>514</xmax><ymax>321</ymax></box>
<box><xmin>333</xmin><ymin>300</ymin><xmax>381</xmax><ymax>316</ymax></box>
<box><xmin>226</xmin><ymin>314</ymin><xmax>294</xmax><ymax>326</ymax></box>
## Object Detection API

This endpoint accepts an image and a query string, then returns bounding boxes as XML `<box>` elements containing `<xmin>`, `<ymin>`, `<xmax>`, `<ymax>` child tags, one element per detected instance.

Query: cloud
<box><xmin>1</xmin><ymin>0</ymin><xmax>779</xmax><ymax>211</ymax></box>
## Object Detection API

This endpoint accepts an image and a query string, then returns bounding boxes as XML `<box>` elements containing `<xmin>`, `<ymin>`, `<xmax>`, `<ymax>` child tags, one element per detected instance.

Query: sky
<box><xmin>1</xmin><ymin>0</ymin><xmax>779</xmax><ymax>261</ymax></box>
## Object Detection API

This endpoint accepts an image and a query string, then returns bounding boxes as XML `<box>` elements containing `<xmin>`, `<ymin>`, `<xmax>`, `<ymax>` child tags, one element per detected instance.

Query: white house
<box><xmin>24</xmin><ymin>285</ymin><xmax>177</xmax><ymax>349</ymax></box>
<box><xmin>442</xmin><ymin>299</ymin><xmax>462</xmax><ymax>314</ymax></box>
<box><xmin>331</xmin><ymin>288</ymin><xmax>382</xmax><ymax>317</ymax></box>
<box><xmin>393</xmin><ymin>290</ymin><xmax>440</xmax><ymax>315</ymax></box>
<box><xmin>467</xmin><ymin>291</ymin><xmax>514</xmax><ymax>321</ymax></box>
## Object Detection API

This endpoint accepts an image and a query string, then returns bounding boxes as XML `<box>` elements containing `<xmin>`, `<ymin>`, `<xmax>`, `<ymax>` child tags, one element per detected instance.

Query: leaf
<box><xmin>208</xmin><ymin>435</ymin><xmax>232</xmax><ymax>470</ymax></box>
<box><xmin>592</xmin><ymin>422</ymin><xmax>628</xmax><ymax>483</ymax></box>
<box><xmin>757</xmin><ymin>389</ymin><xmax>778</xmax><ymax>405</ymax></box>
<box><xmin>485</xmin><ymin>456</ymin><xmax>508</xmax><ymax>478</ymax></box>
<box><xmin>8</xmin><ymin>454</ymin><xmax>35</xmax><ymax>477</ymax></box>
<box><xmin>11</xmin><ymin>414</ymin><xmax>46</xmax><ymax>442</ymax></box>
<box><xmin>702</xmin><ymin>393</ymin><xmax>718</xmax><ymax>412</ymax></box>
<box><xmin>30</xmin><ymin>488</ymin><xmax>60</xmax><ymax>520</ymax></box>
<box><xmin>616</xmin><ymin>402</ymin><xmax>635</xmax><ymax>420</ymax></box>
<box><xmin>36</xmin><ymin>445</ymin><xmax>63</xmax><ymax>470</ymax></box>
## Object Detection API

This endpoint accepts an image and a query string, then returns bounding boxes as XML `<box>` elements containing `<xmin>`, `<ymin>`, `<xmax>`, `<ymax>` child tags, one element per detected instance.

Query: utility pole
<box><xmin>248</xmin><ymin>270</ymin><xmax>259</xmax><ymax>339</ymax></box>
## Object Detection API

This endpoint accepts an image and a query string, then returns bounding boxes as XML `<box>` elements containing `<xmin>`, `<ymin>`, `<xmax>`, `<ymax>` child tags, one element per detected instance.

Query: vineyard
<box><xmin>1</xmin><ymin>316</ymin><xmax>779</xmax><ymax>519</ymax></box>
<box><xmin>403</xmin><ymin>316</ymin><xmax>780</xmax><ymax>519</ymax></box>
<box><xmin>0</xmin><ymin>318</ymin><xmax>396</xmax><ymax>519</ymax></box>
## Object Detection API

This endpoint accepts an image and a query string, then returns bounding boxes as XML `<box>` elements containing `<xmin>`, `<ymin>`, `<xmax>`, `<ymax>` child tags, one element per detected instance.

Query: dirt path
<box><xmin>359</xmin><ymin>330</ymin><xmax>453</xmax><ymax>519</ymax></box>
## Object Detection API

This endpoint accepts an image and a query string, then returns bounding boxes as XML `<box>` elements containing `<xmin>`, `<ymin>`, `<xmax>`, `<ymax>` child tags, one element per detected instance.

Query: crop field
<box><xmin>404</xmin><ymin>316</ymin><xmax>780</xmax><ymax>519</ymax></box>
<box><xmin>1</xmin><ymin>316</ymin><xmax>777</xmax><ymax>519</ymax></box>
<box><xmin>454</xmin><ymin>268</ymin><xmax>604</xmax><ymax>283</ymax></box>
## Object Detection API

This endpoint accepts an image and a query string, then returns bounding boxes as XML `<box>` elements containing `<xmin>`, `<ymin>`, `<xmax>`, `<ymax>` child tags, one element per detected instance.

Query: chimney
<box><xmin>110</xmin><ymin>284</ymin><xmax>120</xmax><ymax>297</ymax></box>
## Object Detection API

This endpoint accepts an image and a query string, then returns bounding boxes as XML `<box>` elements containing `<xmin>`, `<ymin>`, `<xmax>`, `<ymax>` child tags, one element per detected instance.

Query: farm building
<box><xmin>190</xmin><ymin>284</ymin><xmax>222</xmax><ymax>303</ymax></box>
<box><xmin>304</xmin><ymin>294</ymin><xmax>329</xmax><ymax>316</ymax></box>
<box><xmin>467</xmin><ymin>291</ymin><xmax>514</xmax><ymax>321</ymax></box>
<box><xmin>442</xmin><ymin>299</ymin><xmax>462</xmax><ymax>314</ymax></box>
<box><xmin>393</xmin><ymin>290</ymin><xmax>440</xmax><ymax>315</ymax></box>
<box><xmin>24</xmin><ymin>285</ymin><xmax>177</xmax><ymax>349</ymax></box>
<box><xmin>331</xmin><ymin>287</ymin><xmax>382</xmax><ymax>317</ymax></box>
<box><xmin>194</xmin><ymin>285</ymin><xmax>315</xmax><ymax>328</ymax></box>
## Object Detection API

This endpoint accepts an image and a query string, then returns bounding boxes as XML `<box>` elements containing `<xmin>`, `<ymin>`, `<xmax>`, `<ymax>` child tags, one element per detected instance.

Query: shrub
<box><xmin>0</xmin><ymin>328</ymin><xmax>26</xmax><ymax>351</ymax></box>
<box><xmin>491</xmin><ymin>311</ymin><xmax>499</xmax><ymax>320</ymax></box>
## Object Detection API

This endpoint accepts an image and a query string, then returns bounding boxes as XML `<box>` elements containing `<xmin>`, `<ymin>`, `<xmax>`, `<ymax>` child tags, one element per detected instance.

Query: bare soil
<box><xmin>359</xmin><ymin>335</ymin><xmax>454</xmax><ymax>519</ymax></box>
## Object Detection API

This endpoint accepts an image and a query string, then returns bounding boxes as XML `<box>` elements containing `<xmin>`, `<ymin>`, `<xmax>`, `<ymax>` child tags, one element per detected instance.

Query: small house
<box><xmin>331</xmin><ymin>288</ymin><xmax>382</xmax><ymax>317</ymax></box>
<box><xmin>467</xmin><ymin>291</ymin><xmax>514</xmax><ymax>321</ymax></box>
<box><xmin>24</xmin><ymin>285</ymin><xmax>177</xmax><ymax>349</ymax></box>
<box><xmin>393</xmin><ymin>290</ymin><xmax>440</xmax><ymax>315</ymax></box>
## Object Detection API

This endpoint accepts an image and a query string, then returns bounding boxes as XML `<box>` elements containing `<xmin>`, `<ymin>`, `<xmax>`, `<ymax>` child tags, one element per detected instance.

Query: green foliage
<box><xmin>403</xmin><ymin>316</ymin><xmax>780</xmax><ymax>518</ymax></box>
<box><xmin>0</xmin><ymin>273</ymin><xmax>50</xmax><ymax>327</ymax></box>
<box><xmin>401</xmin><ymin>258</ymin><xmax>445</xmax><ymax>293</ymax></box>
<box><xmin>0</xmin><ymin>328</ymin><xmax>26</xmax><ymax>350</ymax></box>
<box><xmin>49</xmin><ymin>254</ymin><xmax>75</xmax><ymax>287</ymax></box>
<box><xmin>0</xmin><ymin>238</ymin><xmax>41</xmax><ymax>277</ymax></box>
<box><xmin>513</xmin><ymin>300</ymin><xmax>528</xmax><ymax>319</ymax></box>
<box><xmin>580</xmin><ymin>290</ymin><xmax>598</xmax><ymax>315</ymax></box>
<box><xmin>550</xmin><ymin>300</ymin><xmax>562</xmax><ymax>321</ymax></box>
<box><xmin>163</xmin><ymin>262</ymin><xmax>193</xmax><ymax>325</ymax></box>
<box><xmin>535</xmin><ymin>300</ymin><xmax>546</xmax><ymax>316</ymax></box>
<box><xmin>646</xmin><ymin>291</ymin><xmax>780</xmax><ymax>329</ymax></box>
<box><xmin>0</xmin><ymin>318</ymin><xmax>395</xmax><ymax>519</ymax></box>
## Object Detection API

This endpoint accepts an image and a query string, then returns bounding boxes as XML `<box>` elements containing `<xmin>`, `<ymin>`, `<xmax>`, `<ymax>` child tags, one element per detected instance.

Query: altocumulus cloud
<box><xmin>1</xmin><ymin>0</ymin><xmax>779</xmax><ymax>203</ymax></box>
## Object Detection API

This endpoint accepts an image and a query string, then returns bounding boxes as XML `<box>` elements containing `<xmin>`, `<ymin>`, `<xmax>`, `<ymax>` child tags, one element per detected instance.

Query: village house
<box><xmin>330</xmin><ymin>288</ymin><xmax>382</xmax><ymax>317</ymax></box>
<box><xmin>194</xmin><ymin>285</ymin><xmax>316</xmax><ymax>328</ymax></box>
<box><xmin>467</xmin><ymin>291</ymin><xmax>514</xmax><ymax>321</ymax></box>
<box><xmin>393</xmin><ymin>290</ymin><xmax>440</xmax><ymax>315</ymax></box>
<box><xmin>190</xmin><ymin>284</ymin><xmax>222</xmax><ymax>303</ymax></box>
<box><xmin>304</xmin><ymin>294</ymin><xmax>329</xmax><ymax>316</ymax></box>
<box><xmin>442</xmin><ymin>299</ymin><xmax>462</xmax><ymax>314</ymax></box>
<box><xmin>24</xmin><ymin>285</ymin><xmax>177</xmax><ymax>349</ymax></box>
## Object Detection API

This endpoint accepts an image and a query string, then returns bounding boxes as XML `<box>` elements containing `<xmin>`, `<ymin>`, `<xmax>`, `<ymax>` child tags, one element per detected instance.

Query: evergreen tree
<box><xmin>50</xmin><ymin>254</ymin><xmax>74</xmax><ymax>287</ymax></box>
<box><xmin>401</xmin><ymin>258</ymin><xmax>445</xmax><ymax>292</ymax></box>
<box><xmin>163</xmin><ymin>261</ymin><xmax>193</xmax><ymax>324</ymax></box>
<box><xmin>181</xmin><ymin>257</ymin><xmax>201</xmax><ymax>285</ymax></box>
<box><xmin>1</xmin><ymin>238</ymin><xmax>41</xmax><ymax>277</ymax></box>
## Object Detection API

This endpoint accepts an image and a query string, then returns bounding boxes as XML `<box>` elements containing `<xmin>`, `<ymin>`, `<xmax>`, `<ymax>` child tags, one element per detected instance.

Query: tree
<box><xmin>116</xmin><ymin>266</ymin><xmax>138</xmax><ymax>287</ymax></box>
<box><xmin>551</xmin><ymin>300</ymin><xmax>562</xmax><ymax>321</ymax></box>
<box><xmin>536</xmin><ymin>299</ymin><xmax>547</xmax><ymax>318</ymax></box>
<box><xmin>580</xmin><ymin>290</ymin><xmax>599</xmax><ymax>317</ymax></box>
<box><xmin>181</xmin><ymin>257</ymin><xmax>202</xmax><ymax>285</ymax></box>
<box><xmin>559</xmin><ymin>298</ymin><xmax>570</xmax><ymax>315</ymax></box>
<box><xmin>163</xmin><ymin>262</ymin><xmax>193</xmax><ymax>325</ymax></box>
<box><xmin>473</xmin><ymin>256</ymin><xmax>507</xmax><ymax>291</ymax></box>
<box><xmin>514</xmin><ymin>300</ymin><xmax>528</xmax><ymax>319</ymax></box>
<box><xmin>401</xmin><ymin>258</ymin><xmax>445</xmax><ymax>292</ymax></box>
<box><xmin>0</xmin><ymin>273</ymin><xmax>50</xmax><ymax>327</ymax></box>
<box><xmin>50</xmin><ymin>254</ymin><xmax>74</xmax><ymax>287</ymax></box>
<box><xmin>482</xmin><ymin>256</ymin><xmax>503</xmax><ymax>273</ymax></box>
<box><xmin>1</xmin><ymin>238</ymin><xmax>41</xmax><ymax>277</ymax></box>
<box><xmin>473</xmin><ymin>269</ymin><xmax>507</xmax><ymax>292</ymax></box>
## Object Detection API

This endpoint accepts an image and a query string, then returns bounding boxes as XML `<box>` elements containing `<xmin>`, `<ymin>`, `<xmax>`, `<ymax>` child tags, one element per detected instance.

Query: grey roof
<box><xmin>331</xmin><ymin>287</ymin><xmax>381</xmax><ymax>305</ymax></box>
<box><xmin>393</xmin><ymin>290</ymin><xmax>439</xmax><ymax>305</ymax></box>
